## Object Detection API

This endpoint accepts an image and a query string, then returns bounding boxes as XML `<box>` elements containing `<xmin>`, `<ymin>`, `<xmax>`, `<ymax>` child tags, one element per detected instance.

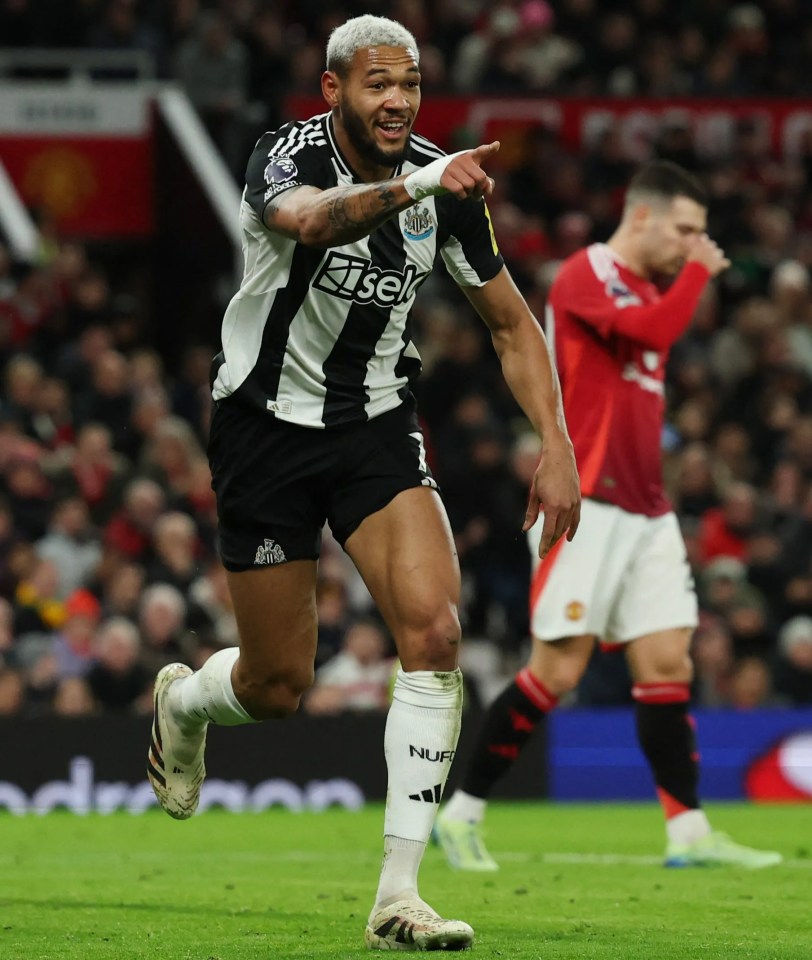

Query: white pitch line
<box><xmin>1</xmin><ymin>849</ymin><xmax>808</xmax><ymax>868</ymax></box>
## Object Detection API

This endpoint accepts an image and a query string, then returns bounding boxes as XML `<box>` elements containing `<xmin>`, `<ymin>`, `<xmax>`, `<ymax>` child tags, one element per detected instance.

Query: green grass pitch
<box><xmin>1</xmin><ymin>802</ymin><xmax>810</xmax><ymax>959</ymax></box>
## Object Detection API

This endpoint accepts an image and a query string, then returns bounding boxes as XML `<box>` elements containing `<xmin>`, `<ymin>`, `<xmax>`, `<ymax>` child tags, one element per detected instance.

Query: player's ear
<box><xmin>321</xmin><ymin>70</ymin><xmax>340</xmax><ymax>109</ymax></box>
<box><xmin>629</xmin><ymin>202</ymin><xmax>651</xmax><ymax>232</ymax></box>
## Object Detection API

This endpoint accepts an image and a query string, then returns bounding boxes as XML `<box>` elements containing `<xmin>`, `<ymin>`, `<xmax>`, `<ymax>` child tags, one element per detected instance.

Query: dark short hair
<box><xmin>625</xmin><ymin>160</ymin><xmax>707</xmax><ymax>209</ymax></box>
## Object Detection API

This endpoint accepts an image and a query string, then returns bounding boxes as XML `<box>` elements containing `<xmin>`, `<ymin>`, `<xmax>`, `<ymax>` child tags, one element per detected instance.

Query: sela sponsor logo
<box><xmin>254</xmin><ymin>538</ymin><xmax>287</xmax><ymax>565</ymax></box>
<box><xmin>408</xmin><ymin>745</ymin><xmax>456</xmax><ymax>762</ymax></box>
<box><xmin>0</xmin><ymin>757</ymin><xmax>365</xmax><ymax>815</ymax></box>
<box><xmin>403</xmin><ymin>205</ymin><xmax>435</xmax><ymax>241</ymax></box>
<box><xmin>313</xmin><ymin>253</ymin><xmax>423</xmax><ymax>307</ymax></box>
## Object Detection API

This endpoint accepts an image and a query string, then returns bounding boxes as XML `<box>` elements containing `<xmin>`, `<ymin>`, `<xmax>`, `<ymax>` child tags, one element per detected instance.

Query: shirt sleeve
<box><xmin>244</xmin><ymin>130</ymin><xmax>332</xmax><ymax>223</ymax></box>
<box><xmin>563</xmin><ymin>261</ymin><xmax>711</xmax><ymax>351</ymax></box>
<box><xmin>439</xmin><ymin>198</ymin><xmax>505</xmax><ymax>287</ymax></box>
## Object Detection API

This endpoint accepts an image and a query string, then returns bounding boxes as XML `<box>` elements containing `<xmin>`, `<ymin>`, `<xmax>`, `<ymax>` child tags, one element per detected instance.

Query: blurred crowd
<box><xmin>1</xmin><ymin>0</ymin><xmax>811</xmax><ymax>171</ymax></box>
<box><xmin>0</xmin><ymin>0</ymin><xmax>811</xmax><ymax>716</ymax></box>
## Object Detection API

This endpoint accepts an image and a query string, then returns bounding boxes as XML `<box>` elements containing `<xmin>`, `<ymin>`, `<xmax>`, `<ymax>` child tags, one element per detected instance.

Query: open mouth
<box><xmin>377</xmin><ymin>119</ymin><xmax>409</xmax><ymax>141</ymax></box>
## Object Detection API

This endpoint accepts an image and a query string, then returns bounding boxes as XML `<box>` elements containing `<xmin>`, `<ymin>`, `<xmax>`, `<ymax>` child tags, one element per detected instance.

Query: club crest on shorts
<box><xmin>254</xmin><ymin>538</ymin><xmax>286</xmax><ymax>565</ymax></box>
<box><xmin>565</xmin><ymin>600</ymin><xmax>585</xmax><ymax>621</ymax></box>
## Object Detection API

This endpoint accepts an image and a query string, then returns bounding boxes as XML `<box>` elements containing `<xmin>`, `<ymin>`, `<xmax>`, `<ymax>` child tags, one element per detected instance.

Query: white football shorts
<box><xmin>527</xmin><ymin>498</ymin><xmax>698</xmax><ymax>643</ymax></box>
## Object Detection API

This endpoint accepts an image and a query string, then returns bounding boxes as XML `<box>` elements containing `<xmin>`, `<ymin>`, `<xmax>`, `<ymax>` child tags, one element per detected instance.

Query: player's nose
<box><xmin>383</xmin><ymin>87</ymin><xmax>409</xmax><ymax>110</ymax></box>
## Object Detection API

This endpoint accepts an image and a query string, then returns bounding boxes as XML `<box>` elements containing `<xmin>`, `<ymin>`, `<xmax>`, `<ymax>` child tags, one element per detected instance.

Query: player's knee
<box><xmin>649</xmin><ymin>655</ymin><xmax>693</xmax><ymax>684</ymax></box>
<box><xmin>401</xmin><ymin>605</ymin><xmax>461</xmax><ymax>670</ymax></box>
<box><xmin>644</xmin><ymin>644</ymin><xmax>694</xmax><ymax>684</ymax></box>
<box><xmin>539</xmin><ymin>658</ymin><xmax>585</xmax><ymax>696</ymax></box>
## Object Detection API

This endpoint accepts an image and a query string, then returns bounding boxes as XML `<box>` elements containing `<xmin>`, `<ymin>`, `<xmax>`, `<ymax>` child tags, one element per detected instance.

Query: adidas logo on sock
<box><xmin>409</xmin><ymin>783</ymin><xmax>442</xmax><ymax>803</ymax></box>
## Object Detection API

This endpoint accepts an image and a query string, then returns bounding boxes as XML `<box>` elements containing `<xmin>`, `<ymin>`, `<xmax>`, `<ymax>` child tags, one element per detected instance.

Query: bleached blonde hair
<box><xmin>326</xmin><ymin>15</ymin><xmax>418</xmax><ymax>75</ymax></box>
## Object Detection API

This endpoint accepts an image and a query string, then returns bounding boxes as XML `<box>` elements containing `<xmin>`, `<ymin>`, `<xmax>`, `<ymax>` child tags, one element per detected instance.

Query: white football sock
<box><xmin>666</xmin><ymin>808</ymin><xmax>712</xmax><ymax>846</ymax></box>
<box><xmin>373</xmin><ymin>836</ymin><xmax>425</xmax><ymax>908</ymax></box>
<box><xmin>375</xmin><ymin>668</ymin><xmax>463</xmax><ymax>905</ymax></box>
<box><xmin>441</xmin><ymin>789</ymin><xmax>487</xmax><ymax>824</ymax></box>
<box><xmin>169</xmin><ymin>647</ymin><xmax>256</xmax><ymax>737</ymax></box>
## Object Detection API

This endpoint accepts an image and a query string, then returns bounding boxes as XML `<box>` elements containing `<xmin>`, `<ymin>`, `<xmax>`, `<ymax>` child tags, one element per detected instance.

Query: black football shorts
<box><xmin>208</xmin><ymin>393</ymin><xmax>438</xmax><ymax>571</ymax></box>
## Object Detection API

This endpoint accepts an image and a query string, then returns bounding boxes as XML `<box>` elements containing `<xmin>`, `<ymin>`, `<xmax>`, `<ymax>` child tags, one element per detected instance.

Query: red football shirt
<box><xmin>547</xmin><ymin>243</ymin><xmax>710</xmax><ymax>517</ymax></box>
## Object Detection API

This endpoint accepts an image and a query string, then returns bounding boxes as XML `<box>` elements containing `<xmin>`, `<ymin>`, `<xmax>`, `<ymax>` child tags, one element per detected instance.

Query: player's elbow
<box><xmin>295</xmin><ymin>213</ymin><xmax>333</xmax><ymax>249</ymax></box>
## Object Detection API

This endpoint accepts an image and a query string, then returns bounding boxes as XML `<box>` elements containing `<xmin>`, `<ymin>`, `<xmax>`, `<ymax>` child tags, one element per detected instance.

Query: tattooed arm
<box><xmin>262</xmin><ymin>179</ymin><xmax>413</xmax><ymax>248</ymax></box>
<box><xmin>260</xmin><ymin>143</ymin><xmax>501</xmax><ymax>248</ymax></box>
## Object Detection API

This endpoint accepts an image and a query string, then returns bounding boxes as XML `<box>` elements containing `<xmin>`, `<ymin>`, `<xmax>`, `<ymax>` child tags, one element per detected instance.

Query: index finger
<box><xmin>471</xmin><ymin>141</ymin><xmax>500</xmax><ymax>163</ymax></box>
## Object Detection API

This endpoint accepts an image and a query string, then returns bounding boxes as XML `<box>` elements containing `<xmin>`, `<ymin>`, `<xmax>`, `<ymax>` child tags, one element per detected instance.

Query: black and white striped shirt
<box><xmin>211</xmin><ymin>112</ymin><xmax>504</xmax><ymax>428</ymax></box>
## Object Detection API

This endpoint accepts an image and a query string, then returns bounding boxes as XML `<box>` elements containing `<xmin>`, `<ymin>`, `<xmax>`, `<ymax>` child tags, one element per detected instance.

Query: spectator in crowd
<box><xmin>727</xmin><ymin>655</ymin><xmax>776</xmax><ymax>710</ymax></box>
<box><xmin>72</xmin><ymin>349</ymin><xmax>134</xmax><ymax>459</ymax></box>
<box><xmin>139</xmin><ymin>415</ymin><xmax>208</xmax><ymax>510</ymax></box>
<box><xmin>137</xmin><ymin>582</ymin><xmax>196</xmax><ymax>676</ymax></box>
<box><xmin>31</xmin><ymin>376</ymin><xmax>74</xmax><ymax>451</ymax></box>
<box><xmin>691</xmin><ymin>614</ymin><xmax>736</xmax><ymax>707</ymax></box>
<box><xmin>513</xmin><ymin>0</ymin><xmax>583</xmax><ymax>92</ymax></box>
<box><xmin>87</xmin><ymin>616</ymin><xmax>151</xmax><ymax>713</ymax></box>
<box><xmin>145</xmin><ymin>511</ymin><xmax>202</xmax><ymax>593</ymax></box>
<box><xmin>773</xmin><ymin>615</ymin><xmax>812</xmax><ymax>705</ymax></box>
<box><xmin>35</xmin><ymin>496</ymin><xmax>101</xmax><ymax>599</ymax></box>
<box><xmin>53</xmin><ymin>676</ymin><xmax>96</xmax><ymax>716</ymax></box>
<box><xmin>99</xmin><ymin>561</ymin><xmax>145</xmax><ymax>622</ymax></box>
<box><xmin>3</xmin><ymin>354</ymin><xmax>44</xmax><ymax>440</ymax></box>
<box><xmin>0</xmin><ymin>596</ymin><xmax>13</xmax><ymax>661</ymax></box>
<box><xmin>3</xmin><ymin>451</ymin><xmax>53</xmax><ymax>541</ymax></box>
<box><xmin>87</xmin><ymin>0</ymin><xmax>163</xmax><ymax>62</ymax></box>
<box><xmin>13</xmin><ymin>557</ymin><xmax>65</xmax><ymax>637</ymax></box>
<box><xmin>50</xmin><ymin>588</ymin><xmax>102</xmax><ymax>680</ymax></box>
<box><xmin>305</xmin><ymin>617</ymin><xmax>396</xmax><ymax>715</ymax></box>
<box><xmin>104</xmin><ymin>477</ymin><xmax>165</xmax><ymax>564</ymax></box>
<box><xmin>174</xmin><ymin>11</ymin><xmax>249</xmax><ymax>175</ymax></box>
<box><xmin>0</xmin><ymin>666</ymin><xmax>25</xmax><ymax>716</ymax></box>
<box><xmin>697</xmin><ymin>481</ymin><xmax>760</xmax><ymax>563</ymax></box>
<box><xmin>313</xmin><ymin>574</ymin><xmax>351</xmax><ymax>668</ymax></box>
<box><xmin>170</xmin><ymin>344</ymin><xmax>215</xmax><ymax>444</ymax></box>
<box><xmin>187</xmin><ymin>560</ymin><xmax>238</xmax><ymax>650</ymax></box>
<box><xmin>47</xmin><ymin>422</ymin><xmax>129</xmax><ymax>526</ymax></box>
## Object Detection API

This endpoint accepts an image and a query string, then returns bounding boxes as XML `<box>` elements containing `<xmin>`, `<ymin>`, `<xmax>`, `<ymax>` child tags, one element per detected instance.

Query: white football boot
<box><xmin>365</xmin><ymin>896</ymin><xmax>474</xmax><ymax>951</ymax></box>
<box><xmin>147</xmin><ymin>663</ymin><xmax>207</xmax><ymax>820</ymax></box>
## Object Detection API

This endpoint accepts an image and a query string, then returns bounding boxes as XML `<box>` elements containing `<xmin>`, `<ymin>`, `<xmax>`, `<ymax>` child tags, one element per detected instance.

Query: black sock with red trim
<box><xmin>633</xmin><ymin>681</ymin><xmax>700</xmax><ymax>815</ymax></box>
<box><xmin>460</xmin><ymin>668</ymin><xmax>558</xmax><ymax>799</ymax></box>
